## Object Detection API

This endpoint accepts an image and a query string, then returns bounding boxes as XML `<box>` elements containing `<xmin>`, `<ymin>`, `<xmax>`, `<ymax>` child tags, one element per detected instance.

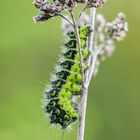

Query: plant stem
<box><xmin>77</xmin><ymin>87</ymin><xmax>88</xmax><ymax>140</ymax></box>
<box><xmin>77</xmin><ymin>4</ymin><xmax>88</xmax><ymax>25</ymax></box>
<box><xmin>87</xmin><ymin>46</ymin><xmax>99</xmax><ymax>86</ymax></box>
<box><xmin>77</xmin><ymin>7</ymin><xmax>97</xmax><ymax>140</ymax></box>
<box><xmin>56</xmin><ymin>12</ymin><xmax>74</xmax><ymax>27</ymax></box>
<box><xmin>85</xmin><ymin>7</ymin><xmax>96</xmax><ymax>84</ymax></box>
<box><xmin>70</xmin><ymin>10</ymin><xmax>85</xmax><ymax>87</ymax></box>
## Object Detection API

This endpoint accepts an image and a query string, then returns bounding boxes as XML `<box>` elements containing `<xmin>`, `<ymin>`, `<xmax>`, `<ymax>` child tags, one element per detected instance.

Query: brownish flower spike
<box><xmin>33</xmin><ymin>0</ymin><xmax>64</xmax><ymax>22</ymax></box>
<box><xmin>33</xmin><ymin>0</ymin><xmax>79</xmax><ymax>22</ymax></box>
<box><xmin>33</xmin><ymin>0</ymin><xmax>107</xmax><ymax>22</ymax></box>
<box><xmin>87</xmin><ymin>0</ymin><xmax>107</xmax><ymax>8</ymax></box>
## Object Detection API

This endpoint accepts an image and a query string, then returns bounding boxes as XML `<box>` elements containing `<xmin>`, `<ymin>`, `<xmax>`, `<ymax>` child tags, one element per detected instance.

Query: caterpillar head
<box><xmin>78</xmin><ymin>25</ymin><xmax>93</xmax><ymax>39</ymax></box>
<box><xmin>67</xmin><ymin>25</ymin><xmax>92</xmax><ymax>39</ymax></box>
<box><xmin>79</xmin><ymin>25</ymin><xmax>93</xmax><ymax>35</ymax></box>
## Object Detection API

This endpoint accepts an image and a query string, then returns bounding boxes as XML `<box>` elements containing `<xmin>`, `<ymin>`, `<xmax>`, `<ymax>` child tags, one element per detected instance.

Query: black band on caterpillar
<box><xmin>56</xmin><ymin>69</ymin><xmax>82</xmax><ymax>84</ymax></box>
<box><xmin>63</xmin><ymin>49</ymin><xmax>89</xmax><ymax>60</ymax></box>
<box><xmin>44</xmin><ymin>25</ymin><xmax>92</xmax><ymax>129</ymax></box>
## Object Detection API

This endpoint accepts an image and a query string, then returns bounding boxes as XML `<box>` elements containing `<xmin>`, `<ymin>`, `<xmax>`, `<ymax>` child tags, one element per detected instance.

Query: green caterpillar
<box><xmin>44</xmin><ymin>25</ymin><xmax>92</xmax><ymax>129</ymax></box>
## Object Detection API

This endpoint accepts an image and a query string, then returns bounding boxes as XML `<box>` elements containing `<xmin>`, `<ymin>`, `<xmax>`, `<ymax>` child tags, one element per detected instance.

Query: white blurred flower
<box><xmin>95</xmin><ymin>14</ymin><xmax>106</xmax><ymax>32</ymax></box>
<box><xmin>106</xmin><ymin>12</ymin><xmax>128</xmax><ymax>41</ymax></box>
<box><xmin>78</xmin><ymin>12</ymin><xmax>90</xmax><ymax>25</ymax></box>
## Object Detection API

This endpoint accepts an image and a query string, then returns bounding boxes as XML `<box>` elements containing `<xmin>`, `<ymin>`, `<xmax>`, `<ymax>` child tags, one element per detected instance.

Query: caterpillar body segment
<box><xmin>52</xmin><ymin>79</ymin><xmax>81</xmax><ymax>93</ymax></box>
<box><xmin>56</xmin><ymin>69</ymin><xmax>82</xmax><ymax>83</ymax></box>
<box><xmin>63</xmin><ymin>48</ymin><xmax>89</xmax><ymax>60</ymax></box>
<box><xmin>44</xmin><ymin>25</ymin><xmax>92</xmax><ymax>129</ymax></box>
<box><xmin>60</xmin><ymin>59</ymin><xmax>88</xmax><ymax>73</ymax></box>
<box><xmin>67</xmin><ymin>26</ymin><xmax>92</xmax><ymax>40</ymax></box>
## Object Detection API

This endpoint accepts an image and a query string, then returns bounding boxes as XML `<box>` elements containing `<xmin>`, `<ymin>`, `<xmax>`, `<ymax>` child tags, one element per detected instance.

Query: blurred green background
<box><xmin>0</xmin><ymin>0</ymin><xmax>140</xmax><ymax>140</ymax></box>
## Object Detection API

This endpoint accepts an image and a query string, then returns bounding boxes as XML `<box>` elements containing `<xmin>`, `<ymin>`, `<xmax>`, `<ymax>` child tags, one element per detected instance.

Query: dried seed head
<box><xmin>87</xmin><ymin>0</ymin><xmax>107</xmax><ymax>8</ymax></box>
<box><xmin>96</xmin><ymin>12</ymin><xmax>128</xmax><ymax>67</ymax></box>
<box><xmin>106</xmin><ymin>12</ymin><xmax>128</xmax><ymax>41</ymax></box>
<box><xmin>33</xmin><ymin>0</ymin><xmax>64</xmax><ymax>22</ymax></box>
<box><xmin>33</xmin><ymin>0</ymin><xmax>79</xmax><ymax>22</ymax></box>
<box><xmin>98</xmin><ymin>39</ymin><xmax>115</xmax><ymax>60</ymax></box>
<box><xmin>33</xmin><ymin>0</ymin><xmax>108</xmax><ymax>22</ymax></box>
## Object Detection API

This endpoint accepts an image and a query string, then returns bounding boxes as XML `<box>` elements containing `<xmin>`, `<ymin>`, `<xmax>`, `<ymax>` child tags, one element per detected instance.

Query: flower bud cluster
<box><xmin>106</xmin><ymin>12</ymin><xmax>128</xmax><ymax>41</ymax></box>
<box><xmin>33</xmin><ymin>5</ymin><xmax>60</xmax><ymax>22</ymax></box>
<box><xmin>33</xmin><ymin>0</ymin><xmax>107</xmax><ymax>22</ymax></box>
<box><xmin>33</xmin><ymin>0</ymin><xmax>78</xmax><ymax>22</ymax></box>
<box><xmin>94</xmin><ymin>13</ymin><xmax>128</xmax><ymax>60</ymax></box>
<box><xmin>95</xmin><ymin>13</ymin><xmax>128</xmax><ymax>75</ymax></box>
<box><xmin>33</xmin><ymin>0</ymin><xmax>89</xmax><ymax>22</ymax></box>
<box><xmin>87</xmin><ymin>0</ymin><xmax>107</xmax><ymax>8</ymax></box>
<box><xmin>95</xmin><ymin>14</ymin><xmax>105</xmax><ymax>32</ymax></box>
